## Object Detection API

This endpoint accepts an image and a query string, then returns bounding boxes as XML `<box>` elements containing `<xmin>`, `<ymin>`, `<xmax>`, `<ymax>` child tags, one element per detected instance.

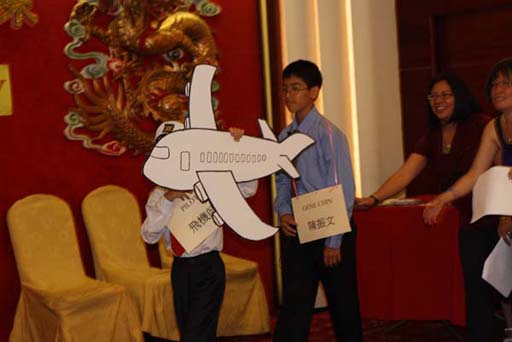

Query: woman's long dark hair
<box><xmin>426</xmin><ymin>73</ymin><xmax>482</xmax><ymax>127</ymax></box>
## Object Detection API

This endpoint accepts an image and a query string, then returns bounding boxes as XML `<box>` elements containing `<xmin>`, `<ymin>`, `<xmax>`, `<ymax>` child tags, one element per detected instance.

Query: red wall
<box><xmin>0</xmin><ymin>1</ymin><xmax>274</xmax><ymax>339</ymax></box>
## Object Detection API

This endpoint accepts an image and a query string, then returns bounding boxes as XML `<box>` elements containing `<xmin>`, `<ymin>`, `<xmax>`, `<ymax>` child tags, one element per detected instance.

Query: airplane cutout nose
<box><xmin>150</xmin><ymin>146</ymin><xmax>170</xmax><ymax>159</ymax></box>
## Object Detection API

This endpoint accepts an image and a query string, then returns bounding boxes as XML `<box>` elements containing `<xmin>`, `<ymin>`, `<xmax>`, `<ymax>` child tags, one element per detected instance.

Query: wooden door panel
<box><xmin>399</xmin><ymin>69</ymin><xmax>437</xmax><ymax>195</ymax></box>
<box><xmin>435</xmin><ymin>7</ymin><xmax>512</xmax><ymax>67</ymax></box>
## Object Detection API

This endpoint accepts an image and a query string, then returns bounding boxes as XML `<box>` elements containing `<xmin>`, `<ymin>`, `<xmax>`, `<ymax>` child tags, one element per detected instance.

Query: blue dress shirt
<box><xmin>274</xmin><ymin>107</ymin><xmax>355</xmax><ymax>248</ymax></box>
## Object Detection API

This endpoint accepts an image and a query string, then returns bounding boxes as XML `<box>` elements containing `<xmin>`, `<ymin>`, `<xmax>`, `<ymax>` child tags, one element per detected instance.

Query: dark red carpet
<box><xmin>218</xmin><ymin>312</ymin><xmax>467</xmax><ymax>342</ymax></box>
<box><xmin>149</xmin><ymin>310</ymin><xmax>507</xmax><ymax>341</ymax></box>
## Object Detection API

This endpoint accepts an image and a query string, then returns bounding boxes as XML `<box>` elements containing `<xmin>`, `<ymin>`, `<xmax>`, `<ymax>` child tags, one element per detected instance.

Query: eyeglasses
<box><xmin>427</xmin><ymin>92</ymin><xmax>453</xmax><ymax>101</ymax></box>
<box><xmin>281</xmin><ymin>85</ymin><xmax>308</xmax><ymax>95</ymax></box>
<box><xmin>491</xmin><ymin>80</ymin><xmax>512</xmax><ymax>89</ymax></box>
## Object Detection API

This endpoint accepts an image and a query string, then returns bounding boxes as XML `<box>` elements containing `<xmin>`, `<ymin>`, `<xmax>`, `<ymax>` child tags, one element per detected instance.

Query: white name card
<box><xmin>168</xmin><ymin>194</ymin><xmax>219</xmax><ymax>252</ymax></box>
<box><xmin>291</xmin><ymin>184</ymin><xmax>351</xmax><ymax>244</ymax></box>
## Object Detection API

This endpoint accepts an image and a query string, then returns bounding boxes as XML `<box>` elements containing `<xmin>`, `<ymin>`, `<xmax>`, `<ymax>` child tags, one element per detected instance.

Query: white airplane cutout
<box><xmin>143</xmin><ymin>64</ymin><xmax>315</xmax><ymax>240</ymax></box>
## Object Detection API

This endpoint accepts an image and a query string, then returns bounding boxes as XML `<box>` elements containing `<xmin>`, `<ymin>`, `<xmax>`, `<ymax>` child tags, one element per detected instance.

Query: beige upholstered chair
<box><xmin>7</xmin><ymin>194</ymin><xmax>141</xmax><ymax>342</ymax></box>
<box><xmin>82</xmin><ymin>185</ymin><xmax>180</xmax><ymax>340</ymax></box>
<box><xmin>159</xmin><ymin>234</ymin><xmax>271</xmax><ymax>336</ymax></box>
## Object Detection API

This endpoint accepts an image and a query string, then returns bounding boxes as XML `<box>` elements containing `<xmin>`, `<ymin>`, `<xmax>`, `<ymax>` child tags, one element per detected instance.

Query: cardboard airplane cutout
<box><xmin>143</xmin><ymin>64</ymin><xmax>315</xmax><ymax>240</ymax></box>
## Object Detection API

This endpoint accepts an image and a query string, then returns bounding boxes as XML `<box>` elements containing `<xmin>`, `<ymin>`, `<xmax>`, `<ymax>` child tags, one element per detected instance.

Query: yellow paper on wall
<box><xmin>0</xmin><ymin>65</ymin><xmax>13</xmax><ymax>116</ymax></box>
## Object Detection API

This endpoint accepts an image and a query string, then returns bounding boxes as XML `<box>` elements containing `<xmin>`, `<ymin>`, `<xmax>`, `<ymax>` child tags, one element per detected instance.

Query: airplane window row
<box><xmin>200</xmin><ymin>151</ymin><xmax>267</xmax><ymax>164</ymax></box>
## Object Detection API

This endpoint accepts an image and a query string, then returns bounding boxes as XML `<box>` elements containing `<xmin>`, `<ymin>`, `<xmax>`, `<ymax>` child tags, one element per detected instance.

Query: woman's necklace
<box><xmin>443</xmin><ymin>142</ymin><xmax>452</xmax><ymax>154</ymax></box>
<box><xmin>442</xmin><ymin>122</ymin><xmax>456</xmax><ymax>154</ymax></box>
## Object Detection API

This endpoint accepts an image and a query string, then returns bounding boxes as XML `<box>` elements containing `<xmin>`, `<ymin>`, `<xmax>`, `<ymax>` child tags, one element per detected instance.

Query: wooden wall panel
<box><xmin>435</xmin><ymin>5</ymin><xmax>512</xmax><ymax>113</ymax></box>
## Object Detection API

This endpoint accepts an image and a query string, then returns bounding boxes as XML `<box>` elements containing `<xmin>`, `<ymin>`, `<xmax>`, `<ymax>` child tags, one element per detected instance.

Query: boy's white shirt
<box><xmin>141</xmin><ymin>180</ymin><xmax>258</xmax><ymax>257</ymax></box>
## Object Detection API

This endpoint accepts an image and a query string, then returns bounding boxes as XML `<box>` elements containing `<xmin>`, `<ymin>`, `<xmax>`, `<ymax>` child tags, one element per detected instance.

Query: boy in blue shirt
<box><xmin>273</xmin><ymin>60</ymin><xmax>362</xmax><ymax>341</ymax></box>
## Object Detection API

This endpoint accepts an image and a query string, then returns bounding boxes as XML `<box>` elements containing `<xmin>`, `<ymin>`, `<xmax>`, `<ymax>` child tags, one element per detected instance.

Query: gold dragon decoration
<box><xmin>0</xmin><ymin>0</ymin><xmax>38</xmax><ymax>29</ymax></box>
<box><xmin>64</xmin><ymin>0</ymin><xmax>221</xmax><ymax>156</ymax></box>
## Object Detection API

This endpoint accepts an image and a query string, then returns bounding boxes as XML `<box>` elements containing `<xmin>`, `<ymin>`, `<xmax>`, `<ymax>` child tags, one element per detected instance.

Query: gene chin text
<box><xmin>301</xmin><ymin>198</ymin><xmax>333</xmax><ymax>211</ymax></box>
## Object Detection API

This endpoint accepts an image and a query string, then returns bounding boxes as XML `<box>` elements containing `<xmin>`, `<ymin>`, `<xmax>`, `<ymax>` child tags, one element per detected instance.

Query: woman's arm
<box><xmin>356</xmin><ymin>153</ymin><xmax>427</xmax><ymax>208</ymax></box>
<box><xmin>423</xmin><ymin>121</ymin><xmax>499</xmax><ymax>224</ymax></box>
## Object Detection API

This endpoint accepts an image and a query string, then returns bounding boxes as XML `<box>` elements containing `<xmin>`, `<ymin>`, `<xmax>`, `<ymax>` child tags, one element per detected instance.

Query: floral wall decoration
<box><xmin>63</xmin><ymin>0</ymin><xmax>221</xmax><ymax>156</ymax></box>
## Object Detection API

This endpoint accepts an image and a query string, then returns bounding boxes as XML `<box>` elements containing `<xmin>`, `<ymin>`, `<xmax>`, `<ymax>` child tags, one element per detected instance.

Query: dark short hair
<box><xmin>426</xmin><ymin>73</ymin><xmax>482</xmax><ymax>127</ymax></box>
<box><xmin>282</xmin><ymin>59</ymin><xmax>323</xmax><ymax>89</ymax></box>
<box><xmin>485</xmin><ymin>57</ymin><xmax>512</xmax><ymax>100</ymax></box>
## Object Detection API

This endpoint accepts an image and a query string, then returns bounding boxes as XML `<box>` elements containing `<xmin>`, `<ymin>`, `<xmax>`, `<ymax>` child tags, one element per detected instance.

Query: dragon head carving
<box><xmin>64</xmin><ymin>0</ymin><xmax>221</xmax><ymax>155</ymax></box>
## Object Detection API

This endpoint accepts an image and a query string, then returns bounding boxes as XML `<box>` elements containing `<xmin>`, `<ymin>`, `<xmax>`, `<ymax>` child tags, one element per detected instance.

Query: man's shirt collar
<box><xmin>289</xmin><ymin>107</ymin><xmax>320</xmax><ymax>134</ymax></box>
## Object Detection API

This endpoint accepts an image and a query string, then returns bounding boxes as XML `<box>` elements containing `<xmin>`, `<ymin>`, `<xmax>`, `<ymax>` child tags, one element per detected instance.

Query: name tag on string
<box><xmin>167</xmin><ymin>194</ymin><xmax>219</xmax><ymax>252</ymax></box>
<box><xmin>290</xmin><ymin>119</ymin><xmax>350</xmax><ymax>244</ymax></box>
<box><xmin>292</xmin><ymin>184</ymin><xmax>351</xmax><ymax>244</ymax></box>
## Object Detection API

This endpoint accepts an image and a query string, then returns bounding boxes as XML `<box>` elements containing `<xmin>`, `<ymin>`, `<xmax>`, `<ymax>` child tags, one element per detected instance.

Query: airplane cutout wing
<box><xmin>187</xmin><ymin>64</ymin><xmax>217</xmax><ymax>130</ymax></box>
<box><xmin>197</xmin><ymin>171</ymin><xmax>278</xmax><ymax>240</ymax></box>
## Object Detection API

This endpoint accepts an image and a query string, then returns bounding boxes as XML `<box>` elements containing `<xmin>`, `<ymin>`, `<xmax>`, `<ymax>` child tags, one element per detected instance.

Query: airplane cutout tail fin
<box><xmin>278</xmin><ymin>133</ymin><xmax>315</xmax><ymax>178</ymax></box>
<box><xmin>277</xmin><ymin>156</ymin><xmax>299</xmax><ymax>178</ymax></box>
<box><xmin>258</xmin><ymin>119</ymin><xmax>277</xmax><ymax>141</ymax></box>
<box><xmin>280</xmin><ymin>132</ymin><xmax>315</xmax><ymax>160</ymax></box>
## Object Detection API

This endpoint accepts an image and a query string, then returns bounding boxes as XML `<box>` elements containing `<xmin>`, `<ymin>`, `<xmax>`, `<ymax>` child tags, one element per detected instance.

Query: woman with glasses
<box><xmin>424</xmin><ymin>58</ymin><xmax>512</xmax><ymax>342</ymax></box>
<box><xmin>356</xmin><ymin>73</ymin><xmax>490</xmax><ymax>220</ymax></box>
<box><xmin>358</xmin><ymin>73</ymin><xmax>494</xmax><ymax>340</ymax></box>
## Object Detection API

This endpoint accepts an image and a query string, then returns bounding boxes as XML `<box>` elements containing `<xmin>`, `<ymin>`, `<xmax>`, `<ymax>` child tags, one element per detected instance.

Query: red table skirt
<box><xmin>354</xmin><ymin>202</ymin><xmax>465</xmax><ymax>326</ymax></box>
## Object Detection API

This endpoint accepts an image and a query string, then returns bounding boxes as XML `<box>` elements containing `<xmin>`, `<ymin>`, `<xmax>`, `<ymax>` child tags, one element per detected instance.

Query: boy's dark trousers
<box><xmin>274</xmin><ymin>220</ymin><xmax>362</xmax><ymax>342</ymax></box>
<box><xmin>171</xmin><ymin>251</ymin><xmax>225</xmax><ymax>342</ymax></box>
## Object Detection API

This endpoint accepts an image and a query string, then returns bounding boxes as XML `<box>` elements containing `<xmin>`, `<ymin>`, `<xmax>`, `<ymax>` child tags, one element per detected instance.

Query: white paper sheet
<box><xmin>482</xmin><ymin>238</ymin><xmax>512</xmax><ymax>297</ymax></box>
<box><xmin>471</xmin><ymin>166</ymin><xmax>512</xmax><ymax>223</ymax></box>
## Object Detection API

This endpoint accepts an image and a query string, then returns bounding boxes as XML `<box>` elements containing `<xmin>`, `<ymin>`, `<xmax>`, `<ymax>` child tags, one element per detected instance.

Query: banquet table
<box><xmin>353</xmin><ymin>199</ymin><xmax>466</xmax><ymax>325</ymax></box>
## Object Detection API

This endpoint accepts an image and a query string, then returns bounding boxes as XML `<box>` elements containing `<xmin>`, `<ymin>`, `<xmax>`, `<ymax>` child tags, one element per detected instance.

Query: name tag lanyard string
<box><xmin>291</xmin><ymin>120</ymin><xmax>339</xmax><ymax>196</ymax></box>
